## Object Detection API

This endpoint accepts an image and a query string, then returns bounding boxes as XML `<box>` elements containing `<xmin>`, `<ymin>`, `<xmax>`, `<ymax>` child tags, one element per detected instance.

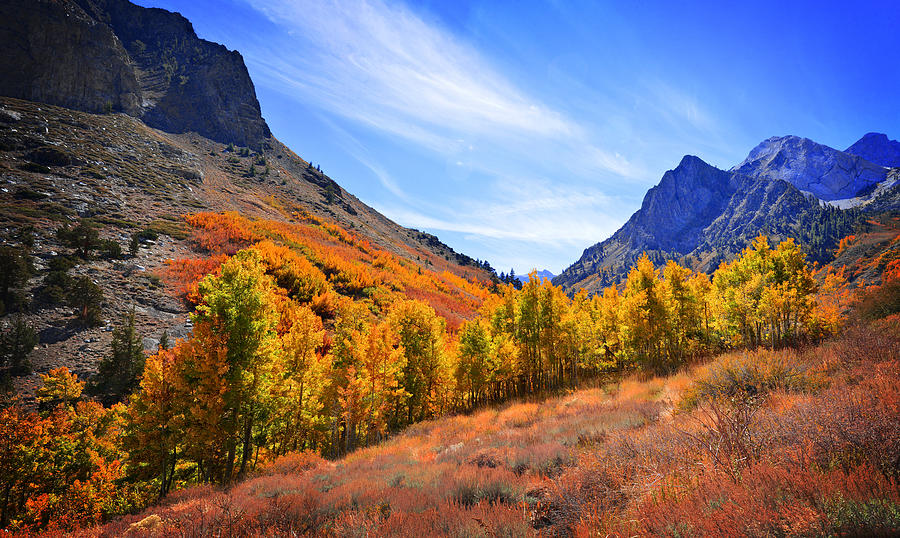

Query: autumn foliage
<box><xmin>0</xmin><ymin>209</ymin><xmax>883</xmax><ymax>534</ymax></box>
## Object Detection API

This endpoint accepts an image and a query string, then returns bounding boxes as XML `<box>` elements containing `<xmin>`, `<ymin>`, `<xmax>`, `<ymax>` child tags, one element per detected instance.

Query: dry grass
<box><xmin>81</xmin><ymin>322</ymin><xmax>900</xmax><ymax>537</ymax></box>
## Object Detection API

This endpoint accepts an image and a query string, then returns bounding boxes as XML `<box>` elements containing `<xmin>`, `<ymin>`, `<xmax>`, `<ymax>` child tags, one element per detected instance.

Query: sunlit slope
<box><xmin>90</xmin><ymin>319</ymin><xmax>900</xmax><ymax>537</ymax></box>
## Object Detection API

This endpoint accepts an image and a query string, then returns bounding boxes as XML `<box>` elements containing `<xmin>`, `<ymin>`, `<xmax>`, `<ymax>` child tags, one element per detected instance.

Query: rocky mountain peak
<box><xmin>0</xmin><ymin>0</ymin><xmax>270</xmax><ymax>149</ymax></box>
<box><xmin>554</xmin><ymin>132</ymin><xmax>894</xmax><ymax>294</ymax></box>
<box><xmin>733</xmin><ymin>134</ymin><xmax>886</xmax><ymax>201</ymax></box>
<box><xmin>846</xmin><ymin>132</ymin><xmax>900</xmax><ymax>168</ymax></box>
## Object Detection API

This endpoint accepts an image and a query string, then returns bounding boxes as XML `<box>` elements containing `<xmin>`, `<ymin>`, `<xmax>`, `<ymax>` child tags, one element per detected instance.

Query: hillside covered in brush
<box><xmin>0</xmin><ymin>214</ymin><xmax>876</xmax><ymax>533</ymax></box>
<box><xmin>2</xmin><ymin>0</ymin><xmax>900</xmax><ymax>536</ymax></box>
<box><xmin>86</xmin><ymin>317</ymin><xmax>900</xmax><ymax>537</ymax></box>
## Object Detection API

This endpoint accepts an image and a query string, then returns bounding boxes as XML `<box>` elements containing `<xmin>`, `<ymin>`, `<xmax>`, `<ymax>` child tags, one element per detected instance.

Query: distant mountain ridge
<box><xmin>846</xmin><ymin>132</ymin><xmax>900</xmax><ymax>168</ymax></box>
<box><xmin>0</xmin><ymin>0</ymin><xmax>271</xmax><ymax>148</ymax></box>
<box><xmin>554</xmin><ymin>133</ymin><xmax>899</xmax><ymax>294</ymax></box>
<box><xmin>517</xmin><ymin>269</ymin><xmax>555</xmax><ymax>284</ymax></box>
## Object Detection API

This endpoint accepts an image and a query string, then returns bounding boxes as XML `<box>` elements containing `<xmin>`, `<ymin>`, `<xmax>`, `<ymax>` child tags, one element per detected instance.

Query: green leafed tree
<box><xmin>191</xmin><ymin>249</ymin><xmax>280</xmax><ymax>483</ymax></box>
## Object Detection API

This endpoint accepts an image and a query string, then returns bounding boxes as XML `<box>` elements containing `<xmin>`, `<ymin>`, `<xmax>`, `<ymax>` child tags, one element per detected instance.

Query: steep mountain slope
<box><xmin>0</xmin><ymin>95</ymin><xmax>491</xmax><ymax>397</ymax></box>
<box><xmin>0</xmin><ymin>0</ymin><xmax>492</xmax><ymax>398</ymax></box>
<box><xmin>554</xmin><ymin>155</ymin><xmax>843</xmax><ymax>294</ymax></box>
<box><xmin>1</xmin><ymin>0</ymin><xmax>270</xmax><ymax>148</ymax></box>
<box><xmin>555</xmin><ymin>134</ymin><xmax>897</xmax><ymax>294</ymax></box>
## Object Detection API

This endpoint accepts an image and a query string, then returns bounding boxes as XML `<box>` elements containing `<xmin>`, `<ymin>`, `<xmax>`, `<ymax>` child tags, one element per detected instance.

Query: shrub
<box><xmin>48</xmin><ymin>255</ymin><xmax>76</xmax><ymax>273</ymax></box>
<box><xmin>448</xmin><ymin>467</ymin><xmax>521</xmax><ymax>507</ymax></box>
<box><xmin>629</xmin><ymin>462</ymin><xmax>900</xmax><ymax>537</ymax></box>
<box><xmin>829</xmin><ymin>323</ymin><xmax>900</xmax><ymax>367</ymax></box>
<box><xmin>857</xmin><ymin>280</ymin><xmax>900</xmax><ymax>321</ymax></box>
<box><xmin>537</xmin><ymin>460</ymin><xmax>626</xmax><ymax>534</ymax></box>
<box><xmin>57</xmin><ymin>220</ymin><xmax>102</xmax><ymax>259</ymax></box>
<box><xmin>681</xmin><ymin>394</ymin><xmax>773</xmax><ymax>481</ymax></box>
<box><xmin>797</xmin><ymin>361</ymin><xmax>900</xmax><ymax>480</ymax></box>
<box><xmin>680</xmin><ymin>350</ymin><xmax>820</xmax><ymax>410</ymax></box>
<box><xmin>259</xmin><ymin>451</ymin><xmax>325</xmax><ymax>476</ymax></box>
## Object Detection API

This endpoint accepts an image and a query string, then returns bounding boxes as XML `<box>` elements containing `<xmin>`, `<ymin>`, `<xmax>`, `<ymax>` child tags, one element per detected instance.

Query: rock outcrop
<box><xmin>0</xmin><ymin>0</ymin><xmax>270</xmax><ymax>148</ymax></box>
<box><xmin>0</xmin><ymin>0</ymin><xmax>142</xmax><ymax>116</ymax></box>
<box><xmin>845</xmin><ymin>132</ymin><xmax>900</xmax><ymax>169</ymax></box>
<box><xmin>733</xmin><ymin>135</ymin><xmax>886</xmax><ymax>201</ymax></box>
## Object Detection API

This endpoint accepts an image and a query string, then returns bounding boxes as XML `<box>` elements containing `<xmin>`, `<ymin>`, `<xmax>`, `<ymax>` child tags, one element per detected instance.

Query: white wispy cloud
<box><xmin>373</xmin><ymin>177</ymin><xmax>623</xmax><ymax>245</ymax></box>
<box><xmin>238</xmin><ymin>0</ymin><xmax>656</xmax><ymax>271</ymax></box>
<box><xmin>249</xmin><ymin>0</ymin><xmax>572</xmax><ymax>144</ymax></box>
<box><xmin>243</xmin><ymin>0</ymin><xmax>646</xmax><ymax>181</ymax></box>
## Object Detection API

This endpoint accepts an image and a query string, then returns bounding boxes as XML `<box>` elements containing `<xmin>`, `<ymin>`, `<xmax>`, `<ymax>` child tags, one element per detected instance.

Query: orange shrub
<box><xmin>185</xmin><ymin>212</ymin><xmax>258</xmax><ymax>255</ymax></box>
<box><xmin>163</xmin><ymin>254</ymin><xmax>228</xmax><ymax>304</ymax></box>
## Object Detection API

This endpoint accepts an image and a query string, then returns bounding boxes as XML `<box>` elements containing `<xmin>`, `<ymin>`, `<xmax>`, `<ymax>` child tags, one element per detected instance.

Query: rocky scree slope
<box><xmin>0</xmin><ymin>0</ymin><xmax>270</xmax><ymax>148</ymax></box>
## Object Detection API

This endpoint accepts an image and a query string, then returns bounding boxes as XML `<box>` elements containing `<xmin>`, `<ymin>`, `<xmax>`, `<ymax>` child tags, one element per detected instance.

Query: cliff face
<box><xmin>553</xmin><ymin>156</ymin><xmax>769</xmax><ymax>293</ymax></box>
<box><xmin>0</xmin><ymin>0</ymin><xmax>142</xmax><ymax>115</ymax></box>
<box><xmin>626</xmin><ymin>155</ymin><xmax>739</xmax><ymax>254</ymax></box>
<box><xmin>0</xmin><ymin>0</ymin><xmax>270</xmax><ymax>148</ymax></box>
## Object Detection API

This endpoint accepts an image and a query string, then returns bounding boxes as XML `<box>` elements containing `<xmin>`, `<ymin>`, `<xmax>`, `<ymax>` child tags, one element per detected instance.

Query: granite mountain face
<box><xmin>0</xmin><ymin>0</ymin><xmax>270</xmax><ymax>148</ymax></box>
<box><xmin>733</xmin><ymin>135</ymin><xmax>887</xmax><ymax>201</ymax></box>
<box><xmin>555</xmin><ymin>133</ymin><xmax>900</xmax><ymax>294</ymax></box>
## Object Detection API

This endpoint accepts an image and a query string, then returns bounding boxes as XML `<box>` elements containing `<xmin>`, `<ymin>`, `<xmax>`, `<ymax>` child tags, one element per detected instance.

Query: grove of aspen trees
<box><xmin>0</xmin><ymin>212</ymin><xmax>851</xmax><ymax>532</ymax></box>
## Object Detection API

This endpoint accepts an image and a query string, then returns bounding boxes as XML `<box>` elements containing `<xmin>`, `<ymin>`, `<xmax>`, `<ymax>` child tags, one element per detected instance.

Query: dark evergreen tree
<box><xmin>89</xmin><ymin>306</ymin><xmax>145</xmax><ymax>405</ymax></box>
<box><xmin>100</xmin><ymin>239</ymin><xmax>122</xmax><ymax>259</ymax></box>
<box><xmin>16</xmin><ymin>225</ymin><xmax>35</xmax><ymax>250</ymax></box>
<box><xmin>489</xmin><ymin>273</ymin><xmax>500</xmax><ymax>294</ymax></box>
<box><xmin>0</xmin><ymin>246</ymin><xmax>31</xmax><ymax>314</ymax></box>
<box><xmin>40</xmin><ymin>267</ymin><xmax>73</xmax><ymax>305</ymax></box>
<box><xmin>69</xmin><ymin>276</ymin><xmax>104</xmax><ymax>327</ymax></box>
<box><xmin>0</xmin><ymin>316</ymin><xmax>37</xmax><ymax>383</ymax></box>
<box><xmin>57</xmin><ymin>220</ymin><xmax>101</xmax><ymax>259</ymax></box>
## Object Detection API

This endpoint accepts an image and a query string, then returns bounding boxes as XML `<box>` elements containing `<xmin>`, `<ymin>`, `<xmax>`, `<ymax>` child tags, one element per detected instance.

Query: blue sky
<box><xmin>136</xmin><ymin>0</ymin><xmax>900</xmax><ymax>275</ymax></box>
